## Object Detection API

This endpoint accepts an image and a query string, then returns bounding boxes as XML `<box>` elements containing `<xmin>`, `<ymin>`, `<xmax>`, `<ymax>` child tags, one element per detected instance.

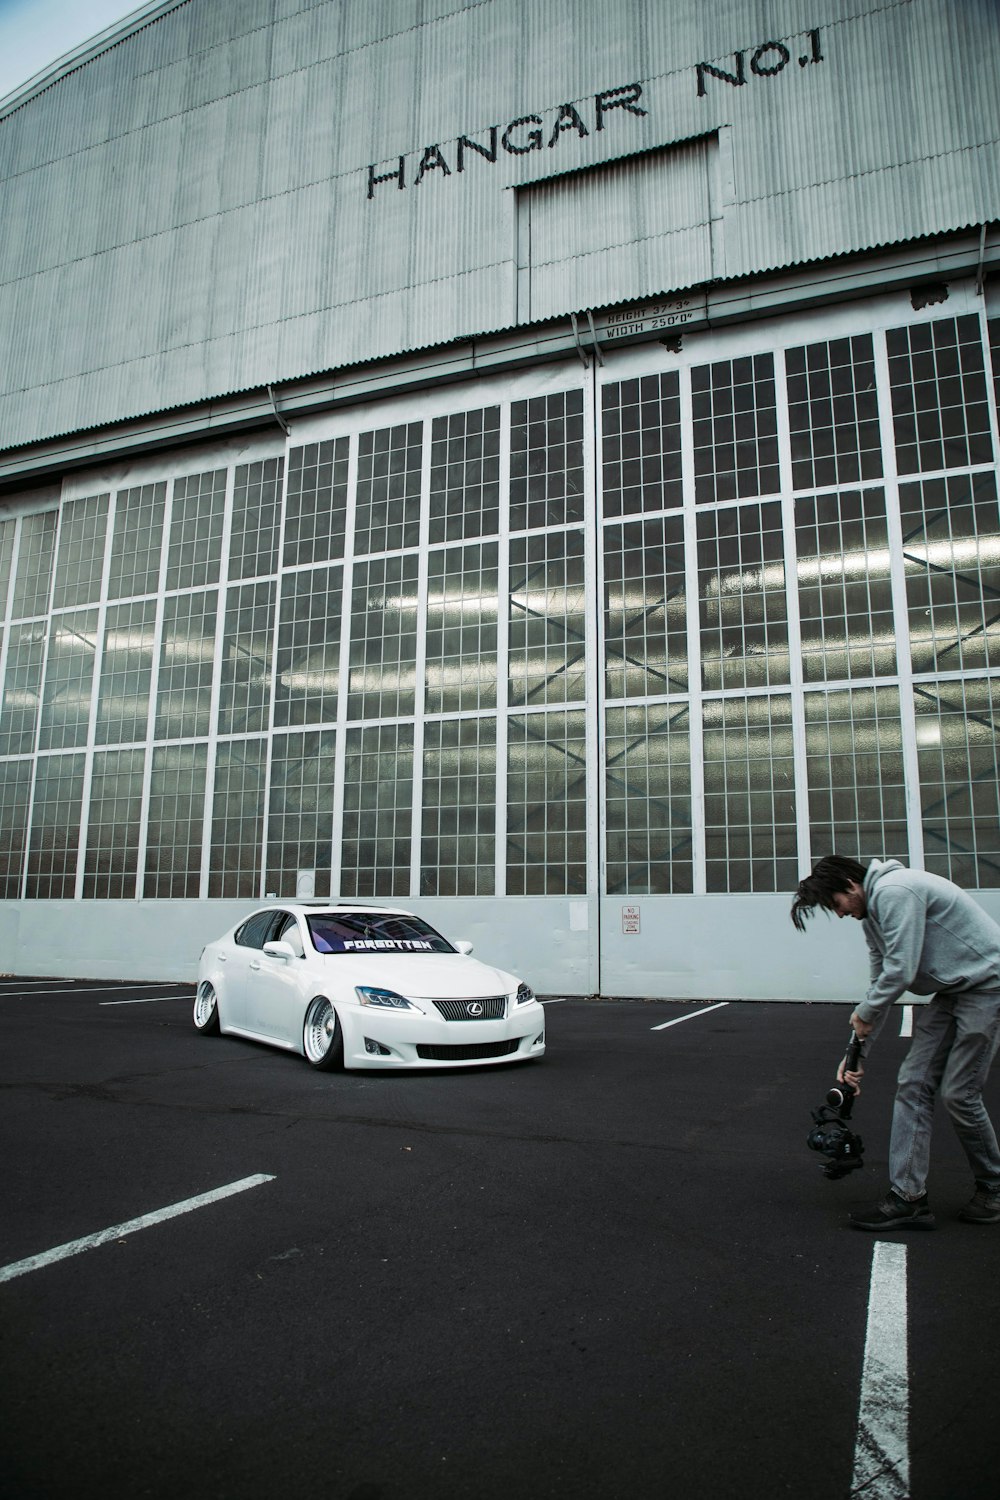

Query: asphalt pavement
<box><xmin>1</xmin><ymin>979</ymin><xmax>997</xmax><ymax>1500</ymax></box>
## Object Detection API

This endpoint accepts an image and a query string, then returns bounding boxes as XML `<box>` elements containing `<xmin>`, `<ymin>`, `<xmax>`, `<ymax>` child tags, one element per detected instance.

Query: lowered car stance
<box><xmin>194</xmin><ymin>902</ymin><xmax>545</xmax><ymax>1071</ymax></box>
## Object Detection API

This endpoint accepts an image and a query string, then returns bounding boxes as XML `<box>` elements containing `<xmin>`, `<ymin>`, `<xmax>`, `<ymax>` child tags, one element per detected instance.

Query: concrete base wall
<box><xmin>6</xmin><ymin>892</ymin><xmax>1000</xmax><ymax>1001</ymax></box>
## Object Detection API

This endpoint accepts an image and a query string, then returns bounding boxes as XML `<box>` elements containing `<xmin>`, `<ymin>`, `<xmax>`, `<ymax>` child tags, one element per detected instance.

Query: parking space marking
<box><xmin>0</xmin><ymin>984</ymin><xmax>190</xmax><ymax>999</ymax></box>
<box><xmin>0</xmin><ymin>1175</ymin><xmax>276</xmax><ymax>1285</ymax></box>
<box><xmin>650</xmin><ymin>1001</ymin><xmax>729</xmax><ymax>1031</ymax></box>
<box><xmin>851</xmin><ymin>1241</ymin><xmax>909</xmax><ymax>1500</ymax></box>
<box><xmin>100</xmin><ymin>995</ymin><xmax>193</xmax><ymax>1006</ymax></box>
<box><xmin>899</xmin><ymin>1005</ymin><xmax>913</xmax><ymax>1037</ymax></box>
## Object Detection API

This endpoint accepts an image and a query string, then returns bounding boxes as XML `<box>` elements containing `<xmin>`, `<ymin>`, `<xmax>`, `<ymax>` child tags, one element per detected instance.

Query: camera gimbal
<box><xmin>806</xmin><ymin>1031</ymin><xmax>865</xmax><ymax>1180</ymax></box>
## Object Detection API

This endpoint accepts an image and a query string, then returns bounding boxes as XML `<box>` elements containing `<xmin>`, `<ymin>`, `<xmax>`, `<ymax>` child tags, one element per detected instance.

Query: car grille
<box><xmin>431</xmin><ymin>996</ymin><xmax>507</xmax><ymax>1021</ymax></box>
<box><xmin>416</xmin><ymin>1039</ymin><xmax>520</xmax><ymax>1062</ymax></box>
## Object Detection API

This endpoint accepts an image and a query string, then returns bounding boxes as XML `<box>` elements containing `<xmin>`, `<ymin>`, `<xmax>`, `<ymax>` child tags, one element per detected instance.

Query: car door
<box><xmin>223</xmin><ymin>910</ymin><xmax>278</xmax><ymax>1029</ymax></box>
<box><xmin>246</xmin><ymin>910</ymin><xmax>307</xmax><ymax>1044</ymax></box>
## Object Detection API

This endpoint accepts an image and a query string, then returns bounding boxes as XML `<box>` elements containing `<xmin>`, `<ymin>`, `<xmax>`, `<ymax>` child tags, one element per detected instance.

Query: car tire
<box><xmin>303</xmin><ymin>996</ymin><xmax>343</xmax><ymax>1070</ymax></box>
<box><xmin>193</xmin><ymin>982</ymin><xmax>220</xmax><ymax>1035</ymax></box>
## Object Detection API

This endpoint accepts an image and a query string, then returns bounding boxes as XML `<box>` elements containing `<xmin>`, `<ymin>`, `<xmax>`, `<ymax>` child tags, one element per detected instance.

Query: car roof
<box><xmin>262</xmin><ymin>901</ymin><xmax>415</xmax><ymax>916</ymax></box>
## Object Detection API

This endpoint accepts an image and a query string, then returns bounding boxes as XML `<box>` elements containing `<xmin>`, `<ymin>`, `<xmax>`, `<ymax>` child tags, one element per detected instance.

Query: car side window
<box><xmin>234</xmin><ymin>911</ymin><xmax>276</xmax><ymax>949</ymax></box>
<box><xmin>274</xmin><ymin>913</ymin><xmax>305</xmax><ymax>958</ymax></box>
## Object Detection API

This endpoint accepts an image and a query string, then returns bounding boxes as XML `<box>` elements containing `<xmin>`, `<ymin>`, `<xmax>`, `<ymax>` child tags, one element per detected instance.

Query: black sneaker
<box><xmin>849</xmin><ymin>1189</ymin><xmax>936</xmax><ymax>1231</ymax></box>
<box><xmin>958</xmin><ymin>1187</ymin><xmax>1000</xmax><ymax>1224</ymax></box>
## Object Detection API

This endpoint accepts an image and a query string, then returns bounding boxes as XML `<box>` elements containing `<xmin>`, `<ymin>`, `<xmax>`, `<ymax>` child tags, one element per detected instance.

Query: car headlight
<box><xmin>516</xmin><ymin>982</ymin><xmax>535</xmax><ymax>1005</ymax></box>
<box><xmin>356</xmin><ymin>986</ymin><xmax>416</xmax><ymax>1010</ymax></box>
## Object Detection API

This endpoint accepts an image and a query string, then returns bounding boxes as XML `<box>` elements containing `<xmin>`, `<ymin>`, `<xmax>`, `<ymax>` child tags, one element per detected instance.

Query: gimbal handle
<box><xmin>844</xmin><ymin>1031</ymin><xmax>863</xmax><ymax>1074</ymax></box>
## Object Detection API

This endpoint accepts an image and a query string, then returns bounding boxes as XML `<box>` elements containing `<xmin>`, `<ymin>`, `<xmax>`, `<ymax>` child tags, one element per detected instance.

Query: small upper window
<box><xmin>274</xmin><ymin>912</ymin><xmax>305</xmax><ymax>958</ymax></box>
<box><xmin>235</xmin><ymin>910</ymin><xmax>279</xmax><ymax>949</ymax></box>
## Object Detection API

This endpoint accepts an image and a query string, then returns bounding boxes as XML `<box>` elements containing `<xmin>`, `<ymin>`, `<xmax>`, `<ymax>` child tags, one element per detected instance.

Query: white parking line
<box><xmin>650</xmin><ymin>1001</ymin><xmax>730</xmax><ymax>1031</ymax></box>
<box><xmin>0</xmin><ymin>1175</ymin><xmax>276</xmax><ymax>1285</ymax></box>
<box><xmin>0</xmin><ymin>985</ymin><xmax>189</xmax><ymax>1000</ymax></box>
<box><xmin>100</xmin><ymin>996</ymin><xmax>192</xmax><ymax>1006</ymax></box>
<box><xmin>851</xmin><ymin>1241</ymin><xmax>909</xmax><ymax>1499</ymax></box>
<box><xmin>899</xmin><ymin>1006</ymin><xmax>913</xmax><ymax>1037</ymax></box>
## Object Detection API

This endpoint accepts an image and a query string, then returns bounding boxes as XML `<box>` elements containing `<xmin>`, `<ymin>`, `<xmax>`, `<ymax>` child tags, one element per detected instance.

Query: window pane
<box><xmin>275</xmin><ymin>565</ymin><xmax>341</xmax><ymax>727</ymax></box>
<box><xmin>265</xmin><ymin>730</ymin><xmax>335</xmax><ymax>897</ymax></box>
<box><xmin>899</xmin><ymin>471</ymin><xmax>1000</xmax><ymax>674</ymax></box>
<box><xmin>692</xmin><ymin>354</ymin><xmax>780</xmax><ymax>505</ymax></box>
<box><xmin>421</xmin><ymin>717</ymin><xmax>496</xmax><ymax>895</ymax></box>
<box><xmin>601</xmin><ymin>372</ymin><xmax>682</xmax><ymax>518</ymax></box>
<box><xmin>0</xmin><ymin>760</ymin><xmax>31</xmax><ymax>897</ymax></box>
<box><xmin>697</xmin><ymin>501</ymin><xmax>789</xmax><ymax>690</ymax></box>
<box><xmin>703</xmin><ymin>696</ymin><xmax>797</xmax><ymax>892</ymax></box>
<box><xmin>155</xmin><ymin>591</ymin><xmax>217</xmax><ymax>739</ymax></box>
<box><xmin>39</xmin><ymin>609</ymin><xmax>98</xmax><ymax>751</ymax></box>
<box><xmin>210</xmin><ymin>739</ymin><xmax>266</xmax><ymax>898</ymax></box>
<box><xmin>510</xmin><ymin>389</ymin><xmax>585</xmax><ymax>531</ymax></box>
<box><xmin>786</xmin><ymin>334</ymin><xmax>882</xmax><ymax>490</ymax></box>
<box><xmin>166</xmin><ymin>470</ymin><xmax>226</xmax><ymax>590</ymax></box>
<box><xmin>342</xmin><ymin>723</ymin><xmax>413</xmax><ymax>897</ymax></box>
<box><xmin>107</xmin><ymin>483</ymin><xmax>165</xmax><ymax>600</ymax></box>
<box><xmin>605</xmin><ymin>703</ymin><xmax>692</xmax><ymax>894</ymax></box>
<box><xmin>96</xmin><ymin>599</ymin><xmax>156</xmax><ymax>745</ymax></box>
<box><xmin>0</xmin><ymin>622</ymin><xmax>46</xmax><ymax>755</ymax></box>
<box><xmin>804</xmin><ymin>686</ymin><xmax>908</xmax><ymax>863</ymax></box>
<box><xmin>219</xmin><ymin>580</ymin><xmax>275</xmax><ymax>735</ymax></box>
<box><xmin>887</xmin><ymin>315</ymin><xmax>993</xmax><ymax>475</ymax></box>
<box><xmin>509</xmin><ymin>530</ymin><xmax>587</xmax><ymax>706</ymax></box>
<box><xmin>604</xmin><ymin>514</ymin><xmax>687</xmax><ymax>697</ymax></box>
<box><xmin>230</xmin><ymin>458</ymin><xmax>283</xmax><ymax>580</ymax></box>
<box><xmin>83</xmin><ymin>747</ymin><xmax>145</xmax><ymax>898</ymax></box>
<box><xmin>795</xmin><ymin>489</ymin><xmax>895</xmax><ymax>682</ymax></box>
<box><xmin>283</xmin><ymin>440</ymin><xmax>348</xmax><ymax>567</ymax></box>
<box><xmin>25</xmin><ymin>753</ymin><xmax>84</xmax><ymax>898</ymax></box>
<box><xmin>916</xmin><ymin>679</ymin><xmax>1000</xmax><ymax>888</ymax></box>
<box><xmin>348</xmin><ymin>555</ymin><xmax>418</xmax><ymax>719</ymax></box>
<box><xmin>355</xmin><ymin>423</ymin><xmax>422</xmax><ymax>556</ymax></box>
<box><xmin>52</xmin><ymin>494</ymin><xmax>109</xmax><ymax>610</ymax></box>
<box><xmin>11</xmin><ymin>512</ymin><xmax>56</xmax><ymax>620</ymax></box>
<box><xmin>507</xmin><ymin>709</ymin><xmax>587</xmax><ymax>894</ymax></box>
<box><xmin>430</xmin><ymin>406</ymin><xmax>501</xmax><ymax>542</ymax></box>
<box><xmin>425</xmin><ymin>543</ymin><xmax>498</xmax><ymax>714</ymax></box>
<box><xmin>144</xmin><ymin>743</ymin><xmax>206</xmax><ymax>897</ymax></box>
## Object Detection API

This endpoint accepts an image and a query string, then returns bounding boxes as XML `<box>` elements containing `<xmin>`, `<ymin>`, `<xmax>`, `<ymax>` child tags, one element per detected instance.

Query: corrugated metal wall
<box><xmin>0</xmin><ymin>0</ymin><xmax>997</xmax><ymax>452</ymax></box>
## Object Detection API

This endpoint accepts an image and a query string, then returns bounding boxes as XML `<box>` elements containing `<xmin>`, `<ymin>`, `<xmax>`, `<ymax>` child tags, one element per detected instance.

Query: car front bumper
<box><xmin>338</xmin><ymin>1000</ymin><xmax>546</xmax><ymax>1069</ymax></box>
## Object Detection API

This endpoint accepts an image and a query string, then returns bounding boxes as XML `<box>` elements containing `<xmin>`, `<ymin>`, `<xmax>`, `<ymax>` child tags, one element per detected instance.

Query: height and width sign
<box><xmin>367</xmin><ymin>27</ymin><xmax>825</xmax><ymax>198</ymax></box>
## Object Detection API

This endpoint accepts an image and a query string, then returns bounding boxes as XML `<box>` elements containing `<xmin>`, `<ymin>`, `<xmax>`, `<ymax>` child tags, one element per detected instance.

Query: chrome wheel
<box><xmin>193</xmin><ymin>982</ymin><xmax>220</xmax><ymax>1034</ymax></box>
<box><xmin>303</xmin><ymin>997</ymin><xmax>343</xmax><ymax>1070</ymax></box>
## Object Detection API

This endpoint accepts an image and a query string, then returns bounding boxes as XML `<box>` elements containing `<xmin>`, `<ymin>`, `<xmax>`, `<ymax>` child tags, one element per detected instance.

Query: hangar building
<box><xmin>0</xmin><ymin>0</ymin><xmax>998</xmax><ymax>997</ymax></box>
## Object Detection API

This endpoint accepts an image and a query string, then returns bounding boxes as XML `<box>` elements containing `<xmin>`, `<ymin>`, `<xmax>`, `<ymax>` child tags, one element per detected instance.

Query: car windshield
<box><xmin>306</xmin><ymin>912</ymin><xmax>456</xmax><ymax>955</ymax></box>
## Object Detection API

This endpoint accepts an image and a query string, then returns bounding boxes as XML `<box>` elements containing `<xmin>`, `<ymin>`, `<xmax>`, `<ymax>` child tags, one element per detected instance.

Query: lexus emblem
<box><xmin>466</xmin><ymin>1001</ymin><xmax>484</xmax><ymax>1018</ymax></box>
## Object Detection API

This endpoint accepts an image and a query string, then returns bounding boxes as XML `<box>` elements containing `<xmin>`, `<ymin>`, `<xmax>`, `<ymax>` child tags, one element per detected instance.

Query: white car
<box><xmin>194</xmin><ymin>902</ymin><xmax>545</xmax><ymax>1071</ymax></box>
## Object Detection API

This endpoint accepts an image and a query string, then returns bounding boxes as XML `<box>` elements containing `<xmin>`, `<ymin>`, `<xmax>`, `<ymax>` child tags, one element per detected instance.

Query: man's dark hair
<box><xmin>791</xmin><ymin>854</ymin><xmax>868</xmax><ymax>931</ymax></box>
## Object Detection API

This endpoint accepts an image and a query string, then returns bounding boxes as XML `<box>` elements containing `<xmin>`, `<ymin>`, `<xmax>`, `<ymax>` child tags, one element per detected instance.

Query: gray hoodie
<box><xmin>857</xmin><ymin>859</ymin><xmax>1000</xmax><ymax>1031</ymax></box>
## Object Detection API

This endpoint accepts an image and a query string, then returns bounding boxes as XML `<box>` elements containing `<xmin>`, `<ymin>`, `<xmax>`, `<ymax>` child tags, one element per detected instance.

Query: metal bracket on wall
<box><xmin>570</xmin><ymin>311</ymin><xmax>605</xmax><ymax>368</ymax></box>
<box><xmin>976</xmin><ymin>224</ymin><xmax>988</xmax><ymax>297</ymax></box>
<box><xmin>267</xmin><ymin>384</ymin><xmax>290</xmax><ymax>435</ymax></box>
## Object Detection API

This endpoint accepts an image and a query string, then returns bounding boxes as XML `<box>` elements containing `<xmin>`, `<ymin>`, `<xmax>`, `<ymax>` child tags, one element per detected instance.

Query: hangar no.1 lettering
<box><xmin>366</xmin><ymin>28</ymin><xmax>824</xmax><ymax>200</ymax></box>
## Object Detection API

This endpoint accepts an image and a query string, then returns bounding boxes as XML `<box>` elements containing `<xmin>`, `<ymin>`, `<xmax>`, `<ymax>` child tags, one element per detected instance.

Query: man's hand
<box><xmin>849</xmin><ymin>1010</ymin><xmax>874</xmax><ymax>1039</ymax></box>
<box><xmin>837</xmin><ymin>1055</ymin><xmax>864</xmax><ymax>1094</ymax></box>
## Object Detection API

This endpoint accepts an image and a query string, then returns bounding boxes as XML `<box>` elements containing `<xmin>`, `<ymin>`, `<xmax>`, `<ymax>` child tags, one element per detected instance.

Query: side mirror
<box><xmin>454</xmin><ymin>939</ymin><xmax>474</xmax><ymax>955</ymax></box>
<box><xmin>263</xmin><ymin>940</ymin><xmax>296</xmax><ymax>960</ymax></box>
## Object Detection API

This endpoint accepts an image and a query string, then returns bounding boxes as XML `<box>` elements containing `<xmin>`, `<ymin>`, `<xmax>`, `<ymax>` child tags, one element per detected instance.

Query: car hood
<box><xmin>320</xmin><ymin>952</ymin><xmax>521</xmax><ymax>999</ymax></box>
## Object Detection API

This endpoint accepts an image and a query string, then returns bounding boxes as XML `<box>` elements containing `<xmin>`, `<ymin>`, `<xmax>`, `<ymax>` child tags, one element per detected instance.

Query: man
<box><xmin>791</xmin><ymin>854</ymin><xmax>1000</xmax><ymax>1229</ymax></box>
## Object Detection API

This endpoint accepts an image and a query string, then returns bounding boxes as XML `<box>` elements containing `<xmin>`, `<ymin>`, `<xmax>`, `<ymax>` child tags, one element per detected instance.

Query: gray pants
<box><xmin>890</xmin><ymin>988</ymin><xmax>1000</xmax><ymax>1200</ymax></box>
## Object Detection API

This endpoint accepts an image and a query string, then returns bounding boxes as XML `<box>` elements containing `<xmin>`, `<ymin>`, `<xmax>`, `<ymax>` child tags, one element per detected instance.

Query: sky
<box><xmin>0</xmin><ymin>0</ymin><xmax>145</xmax><ymax>101</ymax></box>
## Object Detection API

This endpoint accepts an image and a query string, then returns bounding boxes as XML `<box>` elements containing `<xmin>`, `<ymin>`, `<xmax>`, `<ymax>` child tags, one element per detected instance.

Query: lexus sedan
<box><xmin>194</xmin><ymin>902</ymin><xmax>545</xmax><ymax>1071</ymax></box>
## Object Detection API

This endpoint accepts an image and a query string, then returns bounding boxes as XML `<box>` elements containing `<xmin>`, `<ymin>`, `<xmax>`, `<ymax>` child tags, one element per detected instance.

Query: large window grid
<box><xmin>794</xmin><ymin>488</ymin><xmax>896</xmax><ymax>684</ymax></box>
<box><xmin>0</xmin><ymin>306</ymin><xmax>999</xmax><ymax>903</ymax></box>
<box><xmin>804</xmin><ymin>686</ymin><xmax>909</xmax><ymax>864</ymax></box>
